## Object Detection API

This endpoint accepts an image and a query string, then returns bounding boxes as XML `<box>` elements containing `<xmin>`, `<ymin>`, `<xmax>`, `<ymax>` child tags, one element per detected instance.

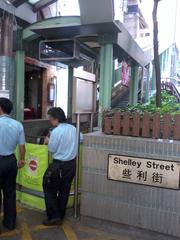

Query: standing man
<box><xmin>43</xmin><ymin>107</ymin><xmax>77</xmax><ymax>226</ymax></box>
<box><xmin>0</xmin><ymin>98</ymin><xmax>25</xmax><ymax>230</ymax></box>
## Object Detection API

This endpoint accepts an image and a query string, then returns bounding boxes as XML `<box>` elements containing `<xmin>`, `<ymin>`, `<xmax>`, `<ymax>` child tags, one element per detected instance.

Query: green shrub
<box><xmin>113</xmin><ymin>91</ymin><xmax>180</xmax><ymax>116</ymax></box>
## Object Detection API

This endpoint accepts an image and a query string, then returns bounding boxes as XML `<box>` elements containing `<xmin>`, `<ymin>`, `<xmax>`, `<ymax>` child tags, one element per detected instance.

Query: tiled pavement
<box><xmin>0</xmin><ymin>203</ymin><xmax>179</xmax><ymax>240</ymax></box>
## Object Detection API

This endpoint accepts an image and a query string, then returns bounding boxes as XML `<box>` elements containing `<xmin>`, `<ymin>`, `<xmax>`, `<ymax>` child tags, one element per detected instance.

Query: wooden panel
<box><xmin>152</xmin><ymin>113</ymin><xmax>160</xmax><ymax>139</ymax></box>
<box><xmin>132</xmin><ymin>112</ymin><xmax>140</xmax><ymax>136</ymax></box>
<box><xmin>174</xmin><ymin>114</ymin><xmax>180</xmax><ymax>140</ymax></box>
<box><xmin>113</xmin><ymin>112</ymin><xmax>121</xmax><ymax>135</ymax></box>
<box><xmin>104</xmin><ymin>118</ymin><xmax>112</xmax><ymax>135</ymax></box>
<box><xmin>122</xmin><ymin>112</ymin><xmax>130</xmax><ymax>136</ymax></box>
<box><xmin>142</xmin><ymin>112</ymin><xmax>151</xmax><ymax>137</ymax></box>
<box><xmin>162</xmin><ymin>113</ymin><xmax>172</xmax><ymax>139</ymax></box>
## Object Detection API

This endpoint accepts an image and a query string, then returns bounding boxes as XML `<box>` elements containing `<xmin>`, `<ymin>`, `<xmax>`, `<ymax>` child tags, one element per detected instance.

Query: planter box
<box><xmin>103</xmin><ymin>111</ymin><xmax>180</xmax><ymax>140</ymax></box>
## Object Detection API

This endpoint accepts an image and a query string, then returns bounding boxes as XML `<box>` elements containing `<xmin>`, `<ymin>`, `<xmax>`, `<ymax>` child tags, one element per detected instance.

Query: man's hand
<box><xmin>18</xmin><ymin>160</ymin><xmax>26</xmax><ymax>169</ymax></box>
<box><xmin>44</xmin><ymin>136</ymin><xmax>49</xmax><ymax>145</ymax></box>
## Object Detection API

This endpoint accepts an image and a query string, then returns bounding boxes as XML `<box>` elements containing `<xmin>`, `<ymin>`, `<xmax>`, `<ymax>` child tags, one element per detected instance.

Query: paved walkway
<box><xmin>0</xmin><ymin>203</ymin><xmax>179</xmax><ymax>240</ymax></box>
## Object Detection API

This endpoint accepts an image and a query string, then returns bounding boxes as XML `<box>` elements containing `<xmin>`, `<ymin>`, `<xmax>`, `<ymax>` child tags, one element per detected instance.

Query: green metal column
<box><xmin>129</xmin><ymin>65</ymin><xmax>139</xmax><ymax>105</ymax></box>
<box><xmin>112</xmin><ymin>60</ymin><xmax>115</xmax><ymax>87</ymax></box>
<box><xmin>67</xmin><ymin>66</ymin><xmax>73</xmax><ymax>118</ymax></box>
<box><xmin>15</xmin><ymin>51</ymin><xmax>25</xmax><ymax>121</ymax></box>
<box><xmin>98</xmin><ymin>43</ymin><xmax>113</xmax><ymax>127</ymax></box>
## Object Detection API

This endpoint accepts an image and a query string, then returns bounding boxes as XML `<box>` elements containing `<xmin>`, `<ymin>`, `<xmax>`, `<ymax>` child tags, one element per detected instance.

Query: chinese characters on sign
<box><xmin>108</xmin><ymin>155</ymin><xmax>180</xmax><ymax>189</ymax></box>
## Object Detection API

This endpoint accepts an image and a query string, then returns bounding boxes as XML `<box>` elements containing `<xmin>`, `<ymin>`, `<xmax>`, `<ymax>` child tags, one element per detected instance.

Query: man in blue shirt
<box><xmin>0</xmin><ymin>98</ymin><xmax>25</xmax><ymax>231</ymax></box>
<box><xmin>43</xmin><ymin>107</ymin><xmax>77</xmax><ymax>226</ymax></box>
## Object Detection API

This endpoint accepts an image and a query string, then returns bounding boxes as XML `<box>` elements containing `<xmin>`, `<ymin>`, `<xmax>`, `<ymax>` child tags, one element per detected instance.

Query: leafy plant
<box><xmin>113</xmin><ymin>91</ymin><xmax>180</xmax><ymax>116</ymax></box>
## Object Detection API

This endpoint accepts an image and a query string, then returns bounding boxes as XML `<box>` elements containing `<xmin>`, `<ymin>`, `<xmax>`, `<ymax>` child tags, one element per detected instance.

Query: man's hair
<box><xmin>0</xmin><ymin>98</ymin><xmax>13</xmax><ymax>114</ymax></box>
<box><xmin>48</xmin><ymin>107</ymin><xmax>67</xmax><ymax>123</ymax></box>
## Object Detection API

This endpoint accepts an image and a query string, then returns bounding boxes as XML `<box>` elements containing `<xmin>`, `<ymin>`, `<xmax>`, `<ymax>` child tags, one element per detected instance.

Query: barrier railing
<box><xmin>16</xmin><ymin>143</ymin><xmax>82</xmax><ymax>210</ymax></box>
<box><xmin>103</xmin><ymin>112</ymin><xmax>180</xmax><ymax>140</ymax></box>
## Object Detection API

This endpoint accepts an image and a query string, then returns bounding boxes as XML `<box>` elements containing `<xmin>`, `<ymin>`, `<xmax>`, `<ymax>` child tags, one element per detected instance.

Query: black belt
<box><xmin>53</xmin><ymin>159</ymin><xmax>75</xmax><ymax>164</ymax></box>
<box><xmin>0</xmin><ymin>154</ymin><xmax>14</xmax><ymax>158</ymax></box>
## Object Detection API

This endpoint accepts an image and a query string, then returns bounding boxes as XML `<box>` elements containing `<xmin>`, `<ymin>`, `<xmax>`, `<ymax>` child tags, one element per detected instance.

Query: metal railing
<box><xmin>161</xmin><ymin>77</ymin><xmax>180</xmax><ymax>102</ymax></box>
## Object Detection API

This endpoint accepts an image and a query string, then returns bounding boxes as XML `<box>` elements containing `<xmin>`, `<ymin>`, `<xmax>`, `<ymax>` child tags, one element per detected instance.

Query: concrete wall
<box><xmin>81</xmin><ymin>132</ymin><xmax>180</xmax><ymax>237</ymax></box>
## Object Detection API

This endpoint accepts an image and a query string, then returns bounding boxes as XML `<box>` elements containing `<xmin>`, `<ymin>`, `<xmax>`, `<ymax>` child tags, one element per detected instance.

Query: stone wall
<box><xmin>81</xmin><ymin>132</ymin><xmax>180</xmax><ymax>237</ymax></box>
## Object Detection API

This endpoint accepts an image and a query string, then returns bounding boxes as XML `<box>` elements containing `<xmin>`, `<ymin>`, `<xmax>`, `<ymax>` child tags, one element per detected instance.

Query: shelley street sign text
<box><xmin>108</xmin><ymin>155</ymin><xmax>180</xmax><ymax>189</ymax></box>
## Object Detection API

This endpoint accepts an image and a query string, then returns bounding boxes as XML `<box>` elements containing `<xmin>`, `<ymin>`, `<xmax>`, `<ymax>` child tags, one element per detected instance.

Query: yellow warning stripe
<box><xmin>21</xmin><ymin>223</ymin><xmax>32</xmax><ymax>240</ymax></box>
<box><xmin>0</xmin><ymin>230</ymin><xmax>20</xmax><ymax>238</ymax></box>
<box><xmin>34</xmin><ymin>224</ymin><xmax>55</xmax><ymax>231</ymax></box>
<box><xmin>62</xmin><ymin>221</ymin><xmax>78</xmax><ymax>240</ymax></box>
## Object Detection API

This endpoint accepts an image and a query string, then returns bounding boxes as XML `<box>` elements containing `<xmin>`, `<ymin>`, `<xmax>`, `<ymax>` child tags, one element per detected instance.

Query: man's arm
<box><xmin>48</xmin><ymin>130</ymin><xmax>60</xmax><ymax>153</ymax></box>
<box><xmin>18</xmin><ymin>144</ymin><xmax>26</xmax><ymax>168</ymax></box>
<box><xmin>18</xmin><ymin>124</ymin><xmax>26</xmax><ymax>168</ymax></box>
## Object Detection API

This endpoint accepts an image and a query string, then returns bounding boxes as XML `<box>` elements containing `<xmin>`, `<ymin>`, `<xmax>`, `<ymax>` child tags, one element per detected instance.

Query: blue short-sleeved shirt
<box><xmin>48</xmin><ymin>123</ymin><xmax>77</xmax><ymax>161</ymax></box>
<box><xmin>0</xmin><ymin>115</ymin><xmax>25</xmax><ymax>156</ymax></box>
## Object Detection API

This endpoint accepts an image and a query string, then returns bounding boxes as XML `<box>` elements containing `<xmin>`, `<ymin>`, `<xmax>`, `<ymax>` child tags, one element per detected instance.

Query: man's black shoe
<box><xmin>3</xmin><ymin>222</ymin><xmax>15</xmax><ymax>231</ymax></box>
<box><xmin>42</xmin><ymin>218</ymin><xmax>62</xmax><ymax>226</ymax></box>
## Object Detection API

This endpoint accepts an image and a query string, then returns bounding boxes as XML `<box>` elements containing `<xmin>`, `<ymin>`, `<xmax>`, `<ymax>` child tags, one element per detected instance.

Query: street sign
<box><xmin>108</xmin><ymin>154</ymin><xmax>180</xmax><ymax>190</ymax></box>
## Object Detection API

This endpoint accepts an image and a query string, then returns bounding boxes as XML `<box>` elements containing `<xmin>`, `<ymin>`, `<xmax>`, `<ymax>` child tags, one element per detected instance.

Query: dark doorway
<box><xmin>24</xmin><ymin>64</ymin><xmax>43</xmax><ymax>120</ymax></box>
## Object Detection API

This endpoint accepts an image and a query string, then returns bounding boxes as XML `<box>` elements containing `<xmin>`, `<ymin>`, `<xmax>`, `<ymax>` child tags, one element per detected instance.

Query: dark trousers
<box><xmin>43</xmin><ymin>159</ymin><xmax>76</xmax><ymax>220</ymax></box>
<box><xmin>0</xmin><ymin>155</ymin><xmax>17</xmax><ymax>229</ymax></box>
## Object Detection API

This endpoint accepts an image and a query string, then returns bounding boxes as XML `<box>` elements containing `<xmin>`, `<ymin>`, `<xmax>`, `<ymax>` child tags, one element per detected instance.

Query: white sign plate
<box><xmin>108</xmin><ymin>155</ymin><xmax>180</xmax><ymax>190</ymax></box>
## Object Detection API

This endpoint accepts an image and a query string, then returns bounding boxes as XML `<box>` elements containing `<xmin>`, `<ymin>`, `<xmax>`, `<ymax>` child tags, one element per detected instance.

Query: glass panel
<box><xmin>40</xmin><ymin>40</ymin><xmax>74</xmax><ymax>60</ymax></box>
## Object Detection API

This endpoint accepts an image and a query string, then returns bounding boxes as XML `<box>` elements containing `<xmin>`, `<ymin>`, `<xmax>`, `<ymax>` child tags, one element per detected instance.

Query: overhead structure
<box><xmin>23</xmin><ymin>16</ymin><xmax>151</xmax><ymax>67</ymax></box>
<box><xmin>0</xmin><ymin>0</ymin><xmax>37</xmax><ymax>25</ymax></box>
<box><xmin>32</xmin><ymin>0</ymin><xmax>57</xmax><ymax>12</ymax></box>
<box><xmin>21</xmin><ymin>15</ymin><xmax>152</xmax><ymax>126</ymax></box>
<box><xmin>11</xmin><ymin>0</ymin><xmax>28</xmax><ymax>8</ymax></box>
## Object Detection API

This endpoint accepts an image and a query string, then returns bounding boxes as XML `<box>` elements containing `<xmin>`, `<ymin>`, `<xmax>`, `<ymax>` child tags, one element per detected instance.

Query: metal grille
<box><xmin>0</xmin><ymin>56</ymin><xmax>15</xmax><ymax>100</ymax></box>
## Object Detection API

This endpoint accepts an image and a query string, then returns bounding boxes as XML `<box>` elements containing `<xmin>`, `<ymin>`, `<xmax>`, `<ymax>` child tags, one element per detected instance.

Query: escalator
<box><xmin>111</xmin><ymin>81</ymin><xmax>142</xmax><ymax>108</ymax></box>
<box><xmin>111</xmin><ymin>83</ymin><xmax>129</xmax><ymax>108</ymax></box>
<box><xmin>161</xmin><ymin>80</ymin><xmax>180</xmax><ymax>102</ymax></box>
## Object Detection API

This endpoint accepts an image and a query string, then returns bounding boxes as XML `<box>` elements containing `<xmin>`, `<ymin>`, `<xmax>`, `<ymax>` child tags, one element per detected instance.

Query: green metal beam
<box><xmin>98</xmin><ymin>43</ymin><xmax>113</xmax><ymax>127</ymax></box>
<box><xmin>15</xmin><ymin>51</ymin><xmax>25</xmax><ymax>121</ymax></box>
<box><xmin>129</xmin><ymin>65</ymin><xmax>139</xmax><ymax>105</ymax></box>
<box><xmin>67</xmin><ymin>66</ymin><xmax>73</xmax><ymax>118</ymax></box>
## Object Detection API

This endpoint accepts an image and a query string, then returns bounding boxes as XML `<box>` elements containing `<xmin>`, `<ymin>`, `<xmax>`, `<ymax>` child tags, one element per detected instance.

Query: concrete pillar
<box><xmin>67</xmin><ymin>66</ymin><xmax>73</xmax><ymax>118</ymax></box>
<box><xmin>15</xmin><ymin>51</ymin><xmax>25</xmax><ymax>121</ymax></box>
<box><xmin>98</xmin><ymin>43</ymin><xmax>113</xmax><ymax>127</ymax></box>
<box><xmin>0</xmin><ymin>12</ymin><xmax>15</xmax><ymax>115</ymax></box>
<box><xmin>129</xmin><ymin>65</ymin><xmax>139</xmax><ymax>105</ymax></box>
<box><xmin>0</xmin><ymin>12</ymin><xmax>13</xmax><ymax>56</ymax></box>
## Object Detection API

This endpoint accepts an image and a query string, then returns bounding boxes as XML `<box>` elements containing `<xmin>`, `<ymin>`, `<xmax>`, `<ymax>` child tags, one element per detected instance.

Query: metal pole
<box><xmin>74</xmin><ymin>113</ymin><xmax>80</xmax><ymax>218</ymax></box>
<box><xmin>67</xmin><ymin>67</ymin><xmax>73</xmax><ymax>119</ymax></box>
<box><xmin>15</xmin><ymin>51</ymin><xmax>25</xmax><ymax>121</ymax></box>
<box><xmin>90</xmin><ymin>113</ymin><xmax>94</xmax><ymax>132</ymax></box>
